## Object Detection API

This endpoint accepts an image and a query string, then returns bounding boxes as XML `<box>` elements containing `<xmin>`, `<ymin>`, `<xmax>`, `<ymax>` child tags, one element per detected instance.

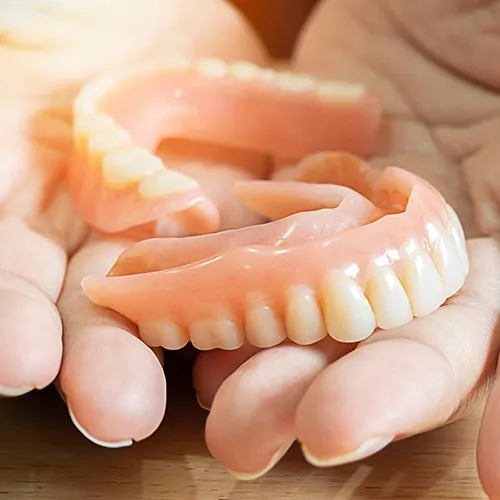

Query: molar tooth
<box><xmin>230</xmin><ymin>61</ymin><xmax>260</xmax><ymax>79</ymax></box>
<box><xmin>245</xmin><ymin>299</ymin><xmax>287</xmax><ymax>348</ymax></box>
<box><xmin>285</xmin><ymin>285</ymin><xmax>326</xmax><ymax>345</ymax></box>
<box><xmin>196</xmin><ymin>58</ymin><xmax>228</xmax><ymax>78</ymax></box>
<box><xmin>102</xmin><ymin>146</ymin><xmax>164</xmax><ymax>190</ymax></box>
<box><xmin>365</xmin><ymin>267</ymin><xmax>413</xmax><ymax>330</ymax></box>
<box><xmin>138</xmin><ymin>168</ymin><xmax>199</xmax><ymax>199</ymax></box>
<box><xmin>138</xmin><ymin>319</ymin><xmax>189</xmax><ymax>350</ymax></box>
<box><xmin>277</xmin><ymin>73</ymin><xmax>316</xmax><ymax>92</ymax></box>
<box><xmin>321</xmin><ymin>272</ymin><xmax>376</xmax><ymax>342</ymax></box>
<box><xmin>86</xmin><ymin>128</ymin><xmax>131</xmax><ymax>168</ymax></box>
<box><xmin>316</xmin><ymin>82</ymin><xmax>365</xmax><ymax>102</ymax></box>
<box><xmin>400</xmin><ymin>250</ymin><xmax>445</xmax><ymax>317</ymax></box>
<box><xmin>190</xmin><ymin>318</ymin><xmax>244</xmax><ymax>351</ymax></box>
<box><xmin>432</xmin><ymin>232</ymin><xmax>466</xmax><ymax>297</ymax></box>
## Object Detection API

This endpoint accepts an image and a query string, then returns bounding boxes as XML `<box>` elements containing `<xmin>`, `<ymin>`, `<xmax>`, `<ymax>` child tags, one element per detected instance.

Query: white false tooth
<box><xmin>277</xmin><ymin>73</ymin><xmax>316</xmax><ymax>92</ymax></box>
<box><xmin>139</xmin><ymin>319</ymin><xmax>189</xmax><ymax>350</ymax></box>
<box><xmin>73</xmin><ymin>114</ymin><xmax>116</xmax><ymax>155</ymax></box>
<box><xmin>190</xmin><ymin>318</ymin><xmax>244</xmax><ymax>351</ymax></box>
<box><xmin>400</xmin><ymin>250</ymin><xmax>446</xmax><ymax>317</ymax></box>
<box><xmin>230</xmin><ymin>61</ymin><xmax>260</xmax><ymax>80</ymax></box>
<box><xmin>321</xmin><ymin>273</ymin><xmax>376</xmax><ymax>342</ymax></box>
<box><xmin>445</xmin><ymin>204</ymin><xmax>469</xmax><ymax>276</ymax></box>
<box><xmin>195</xmin><ymin>58</ymin><xmax>228</xmax><ymax>78</ymax></box>
<box><xmin>138</xmin><ymin>168</ymin><xmax>199</xmax><ymax>199</ymax></box>
<box><xmin>285</xmin><ymin>285</ymin><xmax>326</xmax><ymax>345</ymax></box>
<box><xmin>102</xmin><ymin>146</ymin><xmax>164</xmax><ymax>190</ymax></box>
<box><xmin>431</xmin><ymin>232</ymin><xmax>466</xmax><ymax>297</ymax></box>
<box><xmin>316</xmin><ymin>82</ymin><xmax>365</xmax><ymax>102</ymax></box>
<box><xmin>245</xmin><ymin>302</ymin><xmax>287</xmax><ymax>348</ymax></box>
<box><xmin>86</xmin><ymin>128</ymin><xmax>131</xmax><ymax>168</ymax></box>
<box><xmin>74</xmin><ymin>76</ymin><xmax>117</xmax><ymax>114</ymax></box>
<box><xmin>365</xmin><ymin>267</ymin><xmax>413</xmax><ymax>330</ymax></box>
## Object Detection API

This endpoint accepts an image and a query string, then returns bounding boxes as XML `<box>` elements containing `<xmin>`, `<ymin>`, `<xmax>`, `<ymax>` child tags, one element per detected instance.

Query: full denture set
<box><xmin>67</xmin><ymin>58</ymin><xmax>469</xmax><ymax>351</ymax></box>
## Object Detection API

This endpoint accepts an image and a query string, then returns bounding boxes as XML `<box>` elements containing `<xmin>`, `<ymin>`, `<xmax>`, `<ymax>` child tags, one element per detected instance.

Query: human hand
<box><xmin>0</xmin><ymin>0</ymin><xmax>267</xmax><ymax>442</ymax></box>
<box><xmin>192</xmin><ymin>0</ymin><xmax>500</xmax><ymax>492</ymax></box>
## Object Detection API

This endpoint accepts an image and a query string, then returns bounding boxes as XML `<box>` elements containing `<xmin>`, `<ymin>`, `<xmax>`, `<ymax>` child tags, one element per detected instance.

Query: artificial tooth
<box><xmin>365</xmin><ymin>267</ymin><xmax>413</xmax><ymax>330</ymax></box>
<box><xmin>230</xmin><ymin>61</ymin><xmax>260</xmax><ymax>79</ymax></box>
<box><xmin>74</xmin><ymin>76</ymin><xmax>117</xmax><ymax>114</ymax></box>
<box><xmin>73</xmin><ymin>114</ymin><xmax>116</xmax><ymax>155</ymax></box>
<box><xmin>316</xmin><ymin>82</ymin><xmax>365</xmax><ymax>102</ymax></box>
<box><xmin>285</xmin><ymin>285</ymin><xmax>326</xmax><ymax>345</ymax></box>
<box><xmin>196</xmin><ymin>58</ymin><xmax>228</xmax><ymax>78</ymax></box>
<box><xmin>445</xmin><ymin>204</ymin><xmax>469</xmax><ymax>275</ymax></box>
<box><xmin>189</xmin><ymin>318</ymin><xmax>244</xmax><ymax>351</ymax></box>
<box><xmin>321</xmin><ymin>273</ymin><xmax>376</xmax><ymax>342</ymax></box>
<box><xmin>138</xmin><ymin>319</ymin><xmax>189</xmax><ymax>350</ymax></box>
<box><xmin>277</xmin><ymin>73</ymin><xmax>316</xmax><ymax>92</ymax></box>
<box><xmin>102</xmin><ymin>146</ymin><xmax>164</xmax><ymax>190</ymax></box>
<box><xmin>431</xmin><ymin>232</ymin><xmax>466</xmax><ymax>297</ymax></box>
<box><xmin>86</xmin><ymin>128</ymin><xmax>131</xmax><ymax>168</ymax></box>
<box><xmin>400</xmin><ymin>250</ymin><xmax>445</xmax><ymax>317</ymax></box>
<box><xmin>245</xmin><ymin>302</ymin><xmax>287</xmax><ymax>348</ymax></box>
<box><xmin>138</xmin><ymin>168</ymin><xmax>199</xmax><ymax>199</ymax></box>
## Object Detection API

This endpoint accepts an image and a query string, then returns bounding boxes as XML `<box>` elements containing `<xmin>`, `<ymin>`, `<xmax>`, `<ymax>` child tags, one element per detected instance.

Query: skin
<box><xmin>1</xmin><ymin>0</ymin><xmax>499</xmax><ymax>496</ymax></box>
<box><xmin>191</xmin><ymin>0</ymin><xmax>500</xmax><ymax>495</ymax></box>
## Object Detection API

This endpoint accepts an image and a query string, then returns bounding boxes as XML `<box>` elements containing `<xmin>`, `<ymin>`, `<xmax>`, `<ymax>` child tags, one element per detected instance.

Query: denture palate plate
<box><xmin>81</xmin><ymin>155</ymin><xmax>470</xmax><ymax>350</ymax></box>
<box><xmin>68</xmin><ymin>58</ymin><xmax>381</xmax><ymax>235</ymax></box>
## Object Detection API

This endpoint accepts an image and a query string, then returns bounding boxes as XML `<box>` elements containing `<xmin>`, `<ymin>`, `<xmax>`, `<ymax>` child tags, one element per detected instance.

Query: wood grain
<box><xmin>0</xmin><ymin>358</ymin><xmax>488</xmax><ymax>500</ymax></box>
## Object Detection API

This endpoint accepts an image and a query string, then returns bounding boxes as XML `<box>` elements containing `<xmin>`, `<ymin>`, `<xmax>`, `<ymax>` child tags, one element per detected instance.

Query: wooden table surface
<box><xmin>0</xmin><ymin>357</ymin><xmax>488</xmax><ymax>500</ymax></box>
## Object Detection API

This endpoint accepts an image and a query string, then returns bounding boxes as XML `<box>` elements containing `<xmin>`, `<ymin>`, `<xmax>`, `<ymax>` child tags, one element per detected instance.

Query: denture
<box><xmin>68</xmin><ymin>58</ymin><xmax>469</xmax><ymax>350</ymax></box>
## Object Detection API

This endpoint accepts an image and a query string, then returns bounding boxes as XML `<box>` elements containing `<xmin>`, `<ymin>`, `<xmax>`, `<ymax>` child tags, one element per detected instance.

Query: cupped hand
<box><xmin>0</xmin><ymin>0</ymin><xmax>267</xmax><ymax>444</ymax></box>
<box><xmin>192</xmin><ymin>0</ymin><xmax>500</xmax><ymax>492</ymax></box>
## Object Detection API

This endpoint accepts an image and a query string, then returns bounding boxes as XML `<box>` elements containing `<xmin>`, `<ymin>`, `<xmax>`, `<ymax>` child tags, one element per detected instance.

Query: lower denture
<box><xmin>70</xmin><ymin>58</ymin><xmax>469</xmax><ymax>350</ymax></box>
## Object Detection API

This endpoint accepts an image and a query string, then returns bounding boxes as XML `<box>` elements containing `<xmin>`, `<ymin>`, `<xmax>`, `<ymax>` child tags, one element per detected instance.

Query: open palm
<box><xmin>192</xmin><ymin>0</ymin><xmax>500</xmax><ymax>495</ymax></box>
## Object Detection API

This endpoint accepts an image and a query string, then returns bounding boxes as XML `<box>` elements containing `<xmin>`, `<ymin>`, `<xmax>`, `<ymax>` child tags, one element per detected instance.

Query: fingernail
<box><xmin>196</xmin><ymin>393</ymin><xmax>211</xmax><ymax>411</ymax></box>
<box><xmin>228</xmin><ymin>441</ymin><xmax>294</xmax><ymax>481</ymax></box>
<box><xmin>301</xmin><ymin>436</ymin><xmax>393</xmax><ymax>467</ymax></box>
<box><xmin>68</xmin><ymin>405</ymin><xmax>133</xmax><ymax>449</ymax></box>
<box><xmin>0</xmin><ymin>385</ymin><xmax>33</xmax><ymax>397</ymax></box>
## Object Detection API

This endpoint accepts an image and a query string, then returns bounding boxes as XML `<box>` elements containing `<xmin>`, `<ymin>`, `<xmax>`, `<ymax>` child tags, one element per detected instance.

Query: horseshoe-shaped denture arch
<box><xmin>68</xmin><ymin>58</ymin><xmax>381</xmax><ymax>236</ymax></box>
<box><xmin>81</xmin><ymin>149</ymin><xmax>469</xmax><ymax>350</ymax></box>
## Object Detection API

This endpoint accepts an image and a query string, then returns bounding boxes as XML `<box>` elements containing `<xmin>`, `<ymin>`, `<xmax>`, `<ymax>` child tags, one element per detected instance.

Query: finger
<box><xmin>475</xmin><ymin>319</ymin><xmax>500</xmax><ymax>499</ymax></box>
<box><xmin>57</xmin><ymin>236</ymin><xmax>166</xmax><ymax>447</ymax></box>
<box><xmin>295</xmin><ymin>238</ymin><xmax>500</xmax><ymax>467</ymax></box>
<box><xmin>0</xmin><ymin>215</ymin><xmax>66</xmax><ymax>396</ymax></box>
<box><xmin>204</xmin><ymin>338</ymin><xmax>354</xmax><ymax>479</ymax></box>
<box><xmin>192</xmin><ymin>343</ymin><xmax>261</xmax><ymax>410</ymax></box>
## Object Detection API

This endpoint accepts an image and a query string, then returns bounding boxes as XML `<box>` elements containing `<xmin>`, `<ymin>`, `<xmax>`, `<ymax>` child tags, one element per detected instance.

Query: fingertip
<box><xmin>0</xmin><ymin>288</ymin><xmax>62</xmax><ymax>393</ymax></box>
<box><xmin>60</xmin><ymin>326</ymin><xmax>166</xmax><ymax>445</ymax></box>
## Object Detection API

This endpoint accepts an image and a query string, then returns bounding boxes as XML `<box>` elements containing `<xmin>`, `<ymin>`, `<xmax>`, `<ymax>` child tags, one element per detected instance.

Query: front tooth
<box><xmin>245</xmin><ymin>301</ymin><xmax>287</xmax><ymax>348</ymax></box>
<box><xmin>138</xmin><ymin>319</ymin><xmax>189</xmax><ymax>350</ymax></box>
<box><xmin>196</xmin><ymin>58</ymin><xmax>228</xmax><ymax>78</ymax></box>
<box><xmin>87</xmin><ymin>128</ymin><xmax>131</xmax><ymax>168</ymax></box>
<box><xmin>285</xmin><ymin>285</ymin><xmax>326</xmax><ymax>345</ymax></box>
<box><xmin>189</xmin><ymin>318</ymin><xmax>244</xmax><ymax>351</ymax></box>
<box><xmin>321</xmin><ymin>272</ymin><xmax>376</xmax><ymax>342</ymax></box>
<box><xmin>431</xmin><ymin>232</ymin><xmax>466</xmax><ymax>297</ymax></box>
<box><xmin>102</xmin><ymin>146</ymin><xmax>164</xmax><ymax>190</ymax></box>
<box><xmin>316</xmin><ymin>82</ymin><xmax>365</xmax><ymax>102</ymax></box>
<box><xmin>73</xmin><ymin>114</ymin><xmax>116</xmax><ymax>155</ymax></box>
<box><xmin>365</xmin><ymin>267</ymin><xmax>413</xmax><ymax>330</ymax></box>
<box><xmin>230</xmin><ymin>61</ymin><xmax>260</xmax><ymax>79</ymax></box>
<box><xmin>445</xmin><ymin>204</ymin><xmax>469</xmax><ymax>275</ymax></box>
<box><xmin>74</xmin><ymin>76</ymin><xmax>117</xmax><ymax>114</ymax></box>
<box><xmin>138</xmin><ymin>168</ymin><xmax>199</xmax><ymax>199</ymax></box>
<box><xmin>400</xmin><ymin>250</ymin><xmax>446</xmax><ymax>317</ymax></box>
